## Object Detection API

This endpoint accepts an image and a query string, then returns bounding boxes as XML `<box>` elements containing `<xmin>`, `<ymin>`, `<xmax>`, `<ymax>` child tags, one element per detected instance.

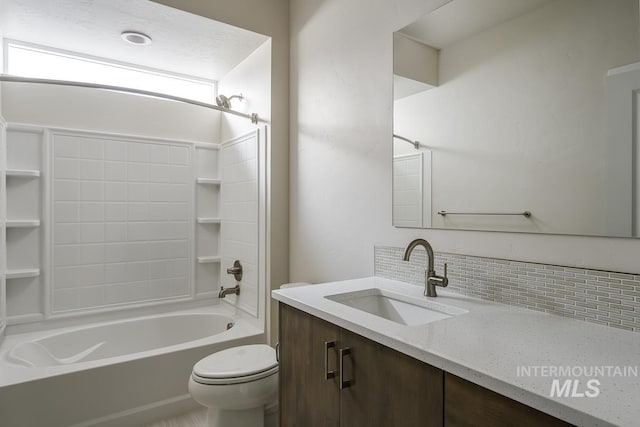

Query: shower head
<box><xmin>215</xmin><ymin>94</ymin><xmax>243</xmax><ymax>109</ymax></box>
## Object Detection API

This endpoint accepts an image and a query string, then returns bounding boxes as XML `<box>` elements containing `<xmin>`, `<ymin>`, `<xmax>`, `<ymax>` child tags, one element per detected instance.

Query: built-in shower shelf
<box><xmin>6</xmin><ymin>220</ymin><xmax>41</xmax><ymax>228</ymax></box>
<box><xmin>197</xmin><ymin>217</ymin><xmax>221</xmax><ymax>224</ymax></box>
<box><xmin>197</xmin><ymin>256</ymin><xmax>221</xmax><ymax>264</ymax></box>
<box><xmin>6</xmin><ymin>169</ymin><xmax>41</xmax><ymax>178</ymax></box>
<box><xmin>6</xmin><ymin>268</ymin><xmax>41</xmax><ymax>279</ymax></box>
<box><xmin>196</xmin><ymin>178</ymin><xmax>221</xmax><ymax>185</ymax></box>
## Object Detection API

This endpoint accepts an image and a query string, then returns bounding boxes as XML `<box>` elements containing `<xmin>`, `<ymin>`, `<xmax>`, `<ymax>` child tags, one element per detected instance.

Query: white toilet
<box><xmin>189</xmin><ymin>344</ymin><xmax>279</xmax><ymax>427</ymax></box>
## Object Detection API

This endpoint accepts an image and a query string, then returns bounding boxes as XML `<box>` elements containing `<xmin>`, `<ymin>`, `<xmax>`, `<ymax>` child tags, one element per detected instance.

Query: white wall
<box><xmin>394</xmin><ymin>0</ymin><xmax>638</xmax><ymax>236</ymax></box>
<box><xmin>290</xmin><ymin>0</ymin><xmax>640</xmax><ymax>284</ymax></box>
<box><xmin>2</xmin><ymin>83</ymin><xmax>221</xmax><ymax>142</ymax></box>
<box><xmin>219</xmin><ymin>40</ymin><xmax>272</xmax><ymax>141</ymax></box>
<box><xmin>393</xmin><ymin>33</ymin><xmax>438</xmax><ymax>87</ymax></box>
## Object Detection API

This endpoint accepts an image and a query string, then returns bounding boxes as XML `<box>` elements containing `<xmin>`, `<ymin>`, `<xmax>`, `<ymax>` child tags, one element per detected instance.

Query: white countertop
<box><xmin>272</xmin><ymin>277</ymin><xmax>640</xmax><ymax>427</ymax></box>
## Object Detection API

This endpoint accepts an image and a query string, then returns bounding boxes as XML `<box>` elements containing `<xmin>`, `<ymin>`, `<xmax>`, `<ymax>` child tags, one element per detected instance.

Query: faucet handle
<box><xmin>430</xmin><ymin>263</ymin><xmax>449</xmax><ymax>289</ymax></box>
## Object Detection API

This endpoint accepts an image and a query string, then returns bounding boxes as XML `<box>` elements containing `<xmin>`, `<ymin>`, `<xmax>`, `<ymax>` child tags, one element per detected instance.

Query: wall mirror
<box><xmin>392</xmin><ymin>0</ymin><xmax>640</xmax><ymax>237</ymax></box>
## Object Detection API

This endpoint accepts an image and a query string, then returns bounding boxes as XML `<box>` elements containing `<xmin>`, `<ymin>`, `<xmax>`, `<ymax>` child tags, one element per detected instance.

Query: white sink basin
<box><xmin>325</xmin><ymin>288</ymin><xmax>468</xmax><ymax>326</ymax></box>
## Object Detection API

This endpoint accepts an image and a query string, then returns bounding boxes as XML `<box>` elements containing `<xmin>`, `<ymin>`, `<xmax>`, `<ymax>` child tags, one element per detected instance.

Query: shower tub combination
<box><xmin>0</xmin><ymin>304</ymin><xmax>263</xmax><ymax>427</ymax></box>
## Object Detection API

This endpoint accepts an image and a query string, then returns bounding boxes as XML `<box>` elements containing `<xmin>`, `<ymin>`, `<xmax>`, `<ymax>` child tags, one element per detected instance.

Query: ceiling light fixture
<box><xmin>121</xmin><ymin>31</ymin><xmax>152</xmax><ymax>46</ymax></box>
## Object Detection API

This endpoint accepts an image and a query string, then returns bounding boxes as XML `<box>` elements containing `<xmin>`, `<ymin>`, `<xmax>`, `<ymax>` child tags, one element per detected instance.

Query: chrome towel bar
<box><xmin>438</xmin><ymin>211</ymin><xmax>532</xmax><ymax>217</ymax></box>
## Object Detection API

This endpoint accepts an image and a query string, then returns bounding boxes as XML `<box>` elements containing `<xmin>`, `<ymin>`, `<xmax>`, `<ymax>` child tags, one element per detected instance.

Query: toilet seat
<box><xmin>192</xmin><ymin>344</ymin><xmax>278</xmax><ymax>386</ymax></box>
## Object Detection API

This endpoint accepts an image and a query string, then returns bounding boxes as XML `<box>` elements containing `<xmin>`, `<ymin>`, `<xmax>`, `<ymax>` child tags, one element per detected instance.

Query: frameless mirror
<box><xmin>392</xmin><ymin>0</ymin><xmax>640</xmax><ymax>237</ymax></box>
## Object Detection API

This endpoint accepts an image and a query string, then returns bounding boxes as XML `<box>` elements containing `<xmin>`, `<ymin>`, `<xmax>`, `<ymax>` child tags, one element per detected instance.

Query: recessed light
<box><xmin>121</xmin><ymin>31</ymin><xmax>152</xmax><ymax>46</ymax></box>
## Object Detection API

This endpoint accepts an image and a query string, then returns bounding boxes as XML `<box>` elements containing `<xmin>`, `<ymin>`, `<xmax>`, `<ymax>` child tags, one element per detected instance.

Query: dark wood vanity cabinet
<box><xmin>339</xmin><ymin>327</ymin><xmax>444</xmax><ymax>427</ymax></box>
<box><xmin>279</xmin><ymin>303</ymin><xmax>442</xmax><ymax>427</ymax></box>
<box><xmin>279</xmin><ymin>303</ymin><xmax>340</xmax><ymax>426</ymax></box>
<box><xmin>444</xmin><ymin>373</ymin><xmax>572</xmax><ymax>427</ymax></box>
<box><xmin>279</xmin><ymin>303</ymin><xmax>573</xmax><ymax>427</ymax></box>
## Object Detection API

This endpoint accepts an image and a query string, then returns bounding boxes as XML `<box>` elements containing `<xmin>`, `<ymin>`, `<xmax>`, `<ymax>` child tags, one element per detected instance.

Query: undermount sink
<box><xmin>325</xmin><ymin>288</ymin><xmax>468</xmax><ymax>326</ymax></box>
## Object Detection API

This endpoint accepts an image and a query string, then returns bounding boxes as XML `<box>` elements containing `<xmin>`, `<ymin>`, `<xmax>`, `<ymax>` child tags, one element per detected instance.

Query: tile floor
<box><xmin>145</xmin><ymin>409</ymin><xmax>207</xmax><ymax>427</ymax></box>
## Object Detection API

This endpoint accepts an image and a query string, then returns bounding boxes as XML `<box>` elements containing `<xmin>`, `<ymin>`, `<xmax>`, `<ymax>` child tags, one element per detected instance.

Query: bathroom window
<box><xmin>4</xmin><ymin>40</ymin><xmax>216</xmax><ymax>103</ymax></box>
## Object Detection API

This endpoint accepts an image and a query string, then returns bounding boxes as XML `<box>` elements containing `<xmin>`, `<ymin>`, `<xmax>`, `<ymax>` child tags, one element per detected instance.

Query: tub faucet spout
<box><xmin>402</xmin><ymin>238</ymin><xmax>448</xmax><ymax>297</ymax></box>
<box><xmin>218</xmin><ymin>285</ymin><xmax>240</xmax><ymax>298</ymax></box>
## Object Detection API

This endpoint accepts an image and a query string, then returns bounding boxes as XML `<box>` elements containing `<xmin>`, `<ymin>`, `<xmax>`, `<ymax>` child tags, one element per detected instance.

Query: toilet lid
<box><xmin>193</xmin><ymin>344</ymin><xmax>277</xmax><ymax>379</ymax></box>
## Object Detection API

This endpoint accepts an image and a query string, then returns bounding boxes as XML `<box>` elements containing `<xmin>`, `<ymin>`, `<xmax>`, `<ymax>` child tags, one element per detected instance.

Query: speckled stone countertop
<box><xmin>272</xmin><ymin>277</ymin><xmax>640</xmax><ymax>427</ymax></box>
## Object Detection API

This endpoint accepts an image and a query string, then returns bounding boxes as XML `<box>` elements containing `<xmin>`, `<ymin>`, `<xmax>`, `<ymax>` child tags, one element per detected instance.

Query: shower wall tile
<box><xmin>374</xmin><ymin>246</ymin><xmax>640</xmax><ymax>333</ymax></box>
<box><xmin>220</xmin><ymin>130</ymin><xmax>260</xmax><ymax>317</ymax></box>
<box><xmin>51</xmin><ymin>133</ymin><xmax>193</xmax><ymax>313</ymax></box>
<box><xmin>393</xmin><ymin>154</ymin><xmax>423</xmax><ymax>227</ymax></box>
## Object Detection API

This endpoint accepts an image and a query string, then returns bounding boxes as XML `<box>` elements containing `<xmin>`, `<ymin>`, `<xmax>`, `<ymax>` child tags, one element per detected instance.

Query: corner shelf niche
<box><xmin>195</xmin><ymin>145</ymin><xmax>222</xmax><ymax>296</ymax></box>
<box><xmin>3</xmin><ymin>126</ymin><xmax>45</xmax><ymax>325</ymax></box>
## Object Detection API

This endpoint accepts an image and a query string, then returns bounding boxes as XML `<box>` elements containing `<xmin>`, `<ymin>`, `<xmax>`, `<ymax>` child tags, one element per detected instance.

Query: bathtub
<box><xmin>0</xmin><ymin>304</ymin><xmax>264</xmax><ymax>427</ymax></box>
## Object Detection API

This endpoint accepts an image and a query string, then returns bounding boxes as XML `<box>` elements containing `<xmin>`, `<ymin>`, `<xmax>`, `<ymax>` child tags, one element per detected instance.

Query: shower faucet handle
<box><xmin>226</xmin><ymin>260</ymin><xmax>243</xmax><ymax>281</ymax></box>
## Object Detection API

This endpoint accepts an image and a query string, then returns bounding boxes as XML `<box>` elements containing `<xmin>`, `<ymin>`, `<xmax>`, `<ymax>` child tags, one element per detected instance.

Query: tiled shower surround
<box><xmin>374</xmin><ymin>246</ymin><xmax>640</xmax><ymax>332</ymax></box>
<box><xmin>52</xmin><ymin>133</ymin><xmax>192</xmax><ymax>312</ymax></box>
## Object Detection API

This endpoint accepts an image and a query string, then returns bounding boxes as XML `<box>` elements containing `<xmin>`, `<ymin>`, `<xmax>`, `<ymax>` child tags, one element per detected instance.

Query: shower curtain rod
<box><xmin>393</xmin><ymin>133</ymin><xmax>419</xmax><ymax>149</ymax></box>
<box><xmin>0</xmin><ymin>74</ymin><xmax>259</xmax><ymax>124</ymax></box>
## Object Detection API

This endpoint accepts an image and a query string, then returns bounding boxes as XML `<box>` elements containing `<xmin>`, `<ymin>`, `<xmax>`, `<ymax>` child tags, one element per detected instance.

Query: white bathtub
<box><xmin>0</xmin><ymin>304</ymin><xmax>264</xmax><ymax>427</ymax></box>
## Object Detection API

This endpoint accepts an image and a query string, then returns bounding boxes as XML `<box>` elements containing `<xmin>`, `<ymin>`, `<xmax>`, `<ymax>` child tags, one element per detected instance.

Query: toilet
<box><xmin>190</xmin><ymin>283</ymin><xmax>310</xmax><ymax>426</ymax></box>
<box><xmin>189</xmin><ymin>344</ymin><xmax>279</xmax><ymax>427</ymax></box>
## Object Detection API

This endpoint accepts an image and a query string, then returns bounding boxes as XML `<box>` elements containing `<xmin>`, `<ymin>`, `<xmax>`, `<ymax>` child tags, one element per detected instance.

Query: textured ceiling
<box><xmin>0</xmin><ymin>0</ymin><xmax>269</xmax><ymax>80</ymax></box>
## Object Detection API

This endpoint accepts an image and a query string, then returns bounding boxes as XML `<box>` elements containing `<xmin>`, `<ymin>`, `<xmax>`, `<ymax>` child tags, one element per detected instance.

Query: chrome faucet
<box><xmin>402</xmin><ymin>238</ymin><xmax>448</xmax><ymax>297</ymax></box>
<box><xmin>218</xmin><ymin>284</ymin><xmax>240</xmax><ymax>298</ymax></box>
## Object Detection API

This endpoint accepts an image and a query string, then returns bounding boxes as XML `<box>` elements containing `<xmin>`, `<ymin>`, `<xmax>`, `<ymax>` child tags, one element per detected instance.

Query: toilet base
<box><xmin>207</xmin><ymin>406</ymin><xmax>264</xmax><ymax>427</ymax></box>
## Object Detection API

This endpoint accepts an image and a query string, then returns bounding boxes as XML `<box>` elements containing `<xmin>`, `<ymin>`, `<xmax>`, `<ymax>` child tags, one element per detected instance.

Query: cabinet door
<box><xmin>279</xmin><ymin>304</ymin><xmax>340</xmax><ymax>427</ymax></box>
<box><xmin>444</xmin><ymin>373</ymin><xmax>573</xmax><ymax>427</ymax></box>
<box><xmin>339</xmin><ymin>328</ymin><xmax>444</xmax><ymax>427</ymax></box>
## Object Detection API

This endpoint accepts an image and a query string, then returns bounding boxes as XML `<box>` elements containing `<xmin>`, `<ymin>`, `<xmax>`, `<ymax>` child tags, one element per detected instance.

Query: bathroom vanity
<box><xmin>273</xmin><ymin>278</ymin><xmax>640</xmax><ymax>426</ymax></box>
<box><xmin>279</xmin><ymin>302</ymin><xmax>442</xmax><ymax>426</ymax></box>
<box><xmin>279</xmin><ymin>304</ymin><xmax>568</xmax><ymax>426</ymax></box>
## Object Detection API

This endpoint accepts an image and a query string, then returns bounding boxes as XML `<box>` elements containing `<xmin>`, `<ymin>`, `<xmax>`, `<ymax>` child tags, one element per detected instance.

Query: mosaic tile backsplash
<box><xmin>374</xmin><ymin>246</ymin><xmax>640</xmax><ymax>333</ymax></box>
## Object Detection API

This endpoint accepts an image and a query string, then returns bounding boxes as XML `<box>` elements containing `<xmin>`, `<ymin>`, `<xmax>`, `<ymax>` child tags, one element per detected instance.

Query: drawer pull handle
<box><xmin>339</xmin><ymin>347</ymin><xmax>353</xmax><ymax>389</ymax></box>
<box><xmin>324</xmin><ymin>341</ymin><xmax>336</xmax><ymax>380</ymax></box>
